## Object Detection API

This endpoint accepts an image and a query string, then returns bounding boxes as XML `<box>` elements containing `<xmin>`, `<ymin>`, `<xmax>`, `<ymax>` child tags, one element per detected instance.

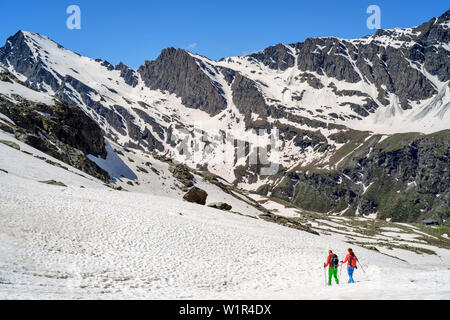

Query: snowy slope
<box><xmin>0</xmin><ymin>130</ymin><xmax>449</xmax><ymax>299</ymax></box>
<box><xmin>0</xmin><ymin>78</ymin><xmax>55</xmax><ymax>106</ymax></box>
<box><xmin>87</xmin><ymin>138</ymin><xmax>265</xmax><ymax>216</ymax></box>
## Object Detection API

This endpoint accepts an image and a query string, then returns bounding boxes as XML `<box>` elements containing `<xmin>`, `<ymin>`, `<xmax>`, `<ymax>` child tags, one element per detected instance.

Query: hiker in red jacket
<box><xmin>324</xmin><ymin>250</ymin><xmax>339</xmax><ymax>285</ymax></box>
<box><xmin>341</xmin><ymin>248</ymin><xmax>358</xmax><ymax>283</ymax></box>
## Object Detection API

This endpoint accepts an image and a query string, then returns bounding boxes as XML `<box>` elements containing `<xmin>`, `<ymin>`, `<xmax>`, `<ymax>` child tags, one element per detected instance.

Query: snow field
<box><xmin>0</xmin><ymin>136</ymin><xmax>449</xmax><ymax>299</ymax></box>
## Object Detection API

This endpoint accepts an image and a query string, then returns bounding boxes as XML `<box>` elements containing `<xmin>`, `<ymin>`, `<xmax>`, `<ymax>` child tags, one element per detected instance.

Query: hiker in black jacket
<box><xmin>324</xmin><ymin>250</ymin><xmax>339</xmax><ymax>285</ymax></box>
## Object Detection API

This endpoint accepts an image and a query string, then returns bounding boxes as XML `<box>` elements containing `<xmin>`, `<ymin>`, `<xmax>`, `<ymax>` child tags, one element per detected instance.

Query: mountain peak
<box><xmin>3</xmin><ymin>30</ymin><xmax>26</xmax><ymax>47</ymax></box>
<box><xmin>12</xmin><ymin>30</ymin><xmax>48</xmax><ymax>46</ymax></box>
<box><xmin>138</xmin><ymin>46</ymin><xmax>227</xmax><ymax>116</ymax></box>
<box><xmin>159</xmin><ymin>47</ymin><xmax>188</xmax><ymax>58</ymax></box>
<box><xmin>0</xmin><ymin>31</ymin><xmax>35</xmax><ymax>72</ymax></box>
<box><xmin>438</xmin><ymin>8</ymin><xmax>450</xmax><ymax>22</ymax></box>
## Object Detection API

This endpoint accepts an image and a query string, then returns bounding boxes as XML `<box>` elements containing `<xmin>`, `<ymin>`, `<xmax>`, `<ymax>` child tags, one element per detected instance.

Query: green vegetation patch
<box><xmin>376</xmin><ymin>132</ymin><xmax>423</xmax><ymax>153</ymax></box>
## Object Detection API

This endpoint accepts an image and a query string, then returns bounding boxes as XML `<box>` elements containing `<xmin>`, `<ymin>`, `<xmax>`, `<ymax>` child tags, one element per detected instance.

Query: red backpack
<box><xmin>349</xmin><ymin>255</ymin><xmax>358</xmax><ymax>268</ymax></box>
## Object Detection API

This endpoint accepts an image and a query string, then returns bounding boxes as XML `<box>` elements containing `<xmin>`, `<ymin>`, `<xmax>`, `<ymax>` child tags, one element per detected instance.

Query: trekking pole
<box><xmin>323</xmin><ymin>266</ymin><xmax>327</xmax><ymax>286</ymax></box>
<box><xmin>339</xmin><ymin>262</ymin><xmax>343</xmax><ymax>280</ymax></box>
<box><xmin>357</xmin><ymin>261</ymin><xmax>366</xmax><ymax>273</ymax></box>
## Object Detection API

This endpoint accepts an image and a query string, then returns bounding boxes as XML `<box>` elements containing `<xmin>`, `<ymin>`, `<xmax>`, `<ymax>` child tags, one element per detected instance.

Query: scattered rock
<box><xmin>114</xmin><ymin>149</ymin><xmax>124</xmax><ymax>156</ymax></box>
<box><xmin>259</xmin><ymin>212</ymin><xmax>320</xmax><ymax>236</ymax></box>
<box><xmin>104</xmin><ymin>183</ymin><xmax>125</xmax><ymax>191</ymax></box>
<box><xmin>207</xmin><ymin>202</ymin><xmax>233</xmax><ymax>211</ymax></box>
<box><xmin>39</xmin><ymin>180</ymin><xmax>67</xmax><ymax>187</ymax></box>
<box><xmin>136</xmin><ymin>166</ymin><xmax>149</xmax><ymax>174</ymax></box>
<box><xmin>170</xmin><ymin>164</ymin><xmax>194</xmax><ymax>188</ymax></box>
<box><xmin>150</xmin><ymin>167</ymin><xmax>160</xmax><ymax>175</ymax></box>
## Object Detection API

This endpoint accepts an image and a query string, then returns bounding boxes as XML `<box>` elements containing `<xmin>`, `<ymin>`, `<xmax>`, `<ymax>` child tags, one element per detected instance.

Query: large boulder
<box><xmin>183</xmin><ymin>187</ymin><xmax>208</xmax><ymax>205</ymax></box>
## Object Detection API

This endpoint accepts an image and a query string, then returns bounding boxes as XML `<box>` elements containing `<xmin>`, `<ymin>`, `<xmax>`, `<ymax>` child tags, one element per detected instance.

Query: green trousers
<box><xmin>328</xmin><ymin>268</ymin><xmax>339</xmax><ymax>285</ymax></box>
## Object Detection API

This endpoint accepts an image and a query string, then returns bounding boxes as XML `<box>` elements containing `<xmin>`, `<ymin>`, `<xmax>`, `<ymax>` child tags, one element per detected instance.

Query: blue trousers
<box><xmin>347</xmin><ymin>267</ymin><xmax>355</xmax><ymax>283</ymax></box>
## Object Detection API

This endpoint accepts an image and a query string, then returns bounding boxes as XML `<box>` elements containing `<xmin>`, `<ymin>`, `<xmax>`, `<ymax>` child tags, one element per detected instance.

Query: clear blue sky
<box><xmin>1</xmin><ymin>0</ymin><xmax>448</xmax><ymax>68</ymax></box>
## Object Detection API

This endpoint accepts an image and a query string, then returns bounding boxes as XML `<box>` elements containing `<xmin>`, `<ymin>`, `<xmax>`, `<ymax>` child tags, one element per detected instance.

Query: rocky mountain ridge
<box><xmin>0</xmin><ymin>9</ymin><xmax>449</xmax><ymax>224</ymax></box>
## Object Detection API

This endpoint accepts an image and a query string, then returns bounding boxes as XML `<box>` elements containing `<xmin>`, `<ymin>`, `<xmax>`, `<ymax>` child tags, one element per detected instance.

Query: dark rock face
<box><xmin>296</xmin><ymin>72</ymin><xmax>324</xmax><ymax>89</ymax></box>
<box><xmin>131</xmin><ymin>108</ymin><xmax>166</xmax><ymax>140</ymax></box>
<box><xmin>0</xmin><ymin>72</ymin><xmax>109</xmax><ymax>182</ymax></box>
<box><xmin>138</xmin><ymin>48</ymin><xmax>227</xmax><ymax>116</ymax></box>
<box><xmin>115</xmin><ymin>62</ymin><xmax>139</xmax><ymax>87</ymax></box>
<box><xmin>293</xmin><ymin>38</ymin><xmax>361</xmax><ymax>84</ymax></box>
<box><xmin>249</xmin><ymin>44</ymin><xmax>295</xmax><ymax>70</ymax></box>
<box><xmin>275</xmin><ymin>121</ymin><xmax>329</xmax><ymax>151</ymax></box>
<box><xmin>405</xmin><ymin>9</ymin><xmax>450</xmax><ymax>83</ymax></box>
<box><xmin>291</xmin><ymin>35</ymin><xmax>439</xmax><ymax>109</ymax></box>
<box><xmin>183</xmin><ymin>187</ymin><xmax>208</xmax><ymax>205</ymax></box>
<box><xmin>230</xmin><ymin>72</ymin><xmax>269</xmax><ymax>127</ymax></box>
<box><xmin>112</xmin><ymin>105</ymin><xmax>165</xmax><ymax>152</ymax></box>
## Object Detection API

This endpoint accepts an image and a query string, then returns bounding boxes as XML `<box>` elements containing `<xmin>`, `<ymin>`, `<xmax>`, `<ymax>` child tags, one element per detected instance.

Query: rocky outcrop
<box><xmin>169</xmin><ymin>163</ymin><xmax>195</xmax><ymax>190</ymax></box>
<box><xmin>0</xmin><ymin>139</ymin><xmax>20</xmax><ymax>150</ymax></box>
<box><xmin>293</xmin><ymin>37</ymin><xmax>361</xmax><ymax>84</ymax></box>
<box><xmin>230</xmin><ymin>72</ymin><xmax>269</xmax><ymax>127</ymax></box>
<box><xmin>0</xmin><ymin>74</ymin><xmax>110</xmax><ymax>182</ymax></box>
<box><xmin>248</xmin><ymin>44</ymin><xmax>295</xmax><ymax>71</ymax></box>
<box><xmin>115</xmin><ymin>62</ymin><xmax>139</xmax><ymax>87</ymax></box>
